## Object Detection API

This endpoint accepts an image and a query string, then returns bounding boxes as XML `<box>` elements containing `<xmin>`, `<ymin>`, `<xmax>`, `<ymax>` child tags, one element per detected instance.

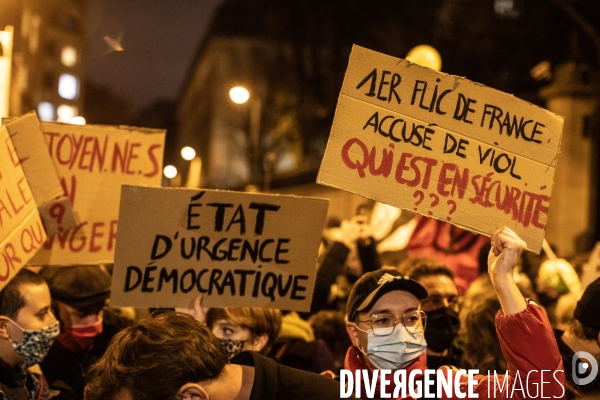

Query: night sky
<box><xmin>85</xmin><ymin>0</ymin><xmax>223</xmax><ymax>113</ymax></box>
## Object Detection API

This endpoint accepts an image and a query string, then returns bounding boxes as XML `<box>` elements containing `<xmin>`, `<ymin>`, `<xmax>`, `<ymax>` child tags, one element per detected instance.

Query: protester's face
<box><xmin>55</xmin><ymin>300</ymin><xmax>102</xmax><ymax>328</ymax></box>
<box><xmin>417</xmin><ymin>274</ymin><xmax>459</xmax><ymax>313</ymax></box>
<box><xmin>211</xmin><ymin>319</ymin><xmax>257</xmax><ymax>351</ymax></box>
<box><xmin>348</xmin><ymin>290</ymin><xmax>421</xmax><ymax>351</ymax></box>
<box><xmin>9</xmin><ymin>283</ymin><xmax>56</xmax><ymax>342</ymax></box>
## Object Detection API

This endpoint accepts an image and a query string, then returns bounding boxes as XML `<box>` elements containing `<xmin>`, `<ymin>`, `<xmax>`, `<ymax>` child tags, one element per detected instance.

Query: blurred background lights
<box><xmin>181</xmin><ymin>146</ymin><xmax>196</xmax><ymax>160</ymax></box>
<box><xmin>69</xmin><ymin>116</ymin><xmax>86</xmax><ymax>125</ymax></box>
<box><xmin>37</xmin><ymin>102</ymin><xmax>55</xmax><ymax>121</ymax></box>
<box><xmin>58</xmin><ymin>73</ymin><xmax>79</xmax><ymax>99</ymax></box>
<box><xmin>61</xmin><ymin>46</ymin><xmax>77</xmax><ymax>67</ymax></box>
<box><xmin>57</xmin><ymin>104</ymin><xmax>78</xmax><ymax>122</ymax></box>
<box><xmin>405</xmin><ymin>45</ymin><xmax>442</xmax><ymax>72</ymax></box>
<box><xmin>163</xmin><ymin>165</ymin><xmax>178</xmax><ymax>179</ymax></box>
<box><xmin>229</xmin><ymin>86</ymin><xmax>250</xmax><ymax>104</ymax></box>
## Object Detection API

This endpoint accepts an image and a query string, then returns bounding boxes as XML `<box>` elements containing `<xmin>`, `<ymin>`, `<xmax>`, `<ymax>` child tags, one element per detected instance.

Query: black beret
<box><xmin>41</xmin><ymin>265</ymin><xmax>111</xmax><ymax>308</ymax></box>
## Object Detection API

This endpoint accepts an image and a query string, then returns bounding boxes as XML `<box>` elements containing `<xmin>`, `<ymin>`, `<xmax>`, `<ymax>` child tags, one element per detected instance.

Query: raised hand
<box><xmin>488</xmin><ymin>227</ymin><xmax>528</xmax><ymax>315</ymax></box>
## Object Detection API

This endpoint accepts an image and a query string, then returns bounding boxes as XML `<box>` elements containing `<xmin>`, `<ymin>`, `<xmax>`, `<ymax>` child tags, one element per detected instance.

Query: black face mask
<box><xmin>424</xmin><ymin>307</ymin><xmax>460</xmax><ymax>353</ymax></box>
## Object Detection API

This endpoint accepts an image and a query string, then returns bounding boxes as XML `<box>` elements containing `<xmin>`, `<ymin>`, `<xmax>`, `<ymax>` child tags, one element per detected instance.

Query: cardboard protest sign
<box><xmin>110</xmin><ymin>185</ymin><xmax>329</xmax><ymax>311</ymax></box>
<box><xmin>318</xmin><ymin>45</ymin><xmax>564</xmax><ymax>253</ymax></box>
<box><xmin>0</xmin><ymin>123</ymin><xmax>46</xmax><ymax>290</ymax></box>
<box><xmin>29</xmin><ymin>123</ymin><xmax>165</xmax><ymax>266</ymax></box>
<box><xmin>4</xmin><ymin>112</ymin><xmax>77</xmax><ymax>236</ymax></box>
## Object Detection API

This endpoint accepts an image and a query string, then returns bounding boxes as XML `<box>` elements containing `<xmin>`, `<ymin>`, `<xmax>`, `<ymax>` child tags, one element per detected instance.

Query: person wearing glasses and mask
<box><xmin>344</xmin><ymin>226</ymin><xmax>565</xmax><ymax>399</ymax></box>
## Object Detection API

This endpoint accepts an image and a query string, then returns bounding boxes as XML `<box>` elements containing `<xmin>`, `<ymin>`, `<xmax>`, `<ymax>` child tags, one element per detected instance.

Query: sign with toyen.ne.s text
<box><xmin>110</xmin><ymin>185</ymin><xmax>329</xmax><ymax>311</ymax></box>
<box><xmin>30</xmin><ymin>123</ymin><xmax>165</xmax><ymax>266</ymax></box>
<box><xmin>318</xmin><ymin>45</ymin><xmax>564</xmax><ymax>253</ymax></box>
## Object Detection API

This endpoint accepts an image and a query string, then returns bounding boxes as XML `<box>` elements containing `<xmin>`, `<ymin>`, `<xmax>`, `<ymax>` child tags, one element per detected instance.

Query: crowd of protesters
<box><xmin>0</xmin><ymin>203</ymin><xmax>599</xmax><ymax>400</ymax></box>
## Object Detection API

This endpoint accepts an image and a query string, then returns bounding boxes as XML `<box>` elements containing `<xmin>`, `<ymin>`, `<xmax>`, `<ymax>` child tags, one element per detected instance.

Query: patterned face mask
<box><xmin>9</xmin><ymin>319</ymin><xmax>60</xmax><ymax>368</ymax></box>
<box><xmin>219</xmin><ymin>338</ymin><xmax>245</xmax><ymax>360</ymax></box>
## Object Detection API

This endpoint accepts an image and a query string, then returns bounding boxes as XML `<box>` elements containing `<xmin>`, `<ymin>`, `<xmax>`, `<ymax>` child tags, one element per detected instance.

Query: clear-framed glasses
<box><xmin>355</xmin><ymin>310</ymin><xmax>427</xmax><ymax>336</ymax></box>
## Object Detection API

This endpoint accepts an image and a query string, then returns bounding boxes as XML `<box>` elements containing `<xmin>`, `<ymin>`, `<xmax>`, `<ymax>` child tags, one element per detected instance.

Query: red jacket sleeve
<box><xmin>441</xmin><ymin>301</ymin><xmax>566</xmax><ymax>399</ymax></box>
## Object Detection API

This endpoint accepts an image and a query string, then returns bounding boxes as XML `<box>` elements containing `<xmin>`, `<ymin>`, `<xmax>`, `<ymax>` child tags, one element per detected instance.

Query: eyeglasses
<box><xmin>355</xmin><ymin>310</ymin><xmax>427</xmax><ymax>336</ymax></box>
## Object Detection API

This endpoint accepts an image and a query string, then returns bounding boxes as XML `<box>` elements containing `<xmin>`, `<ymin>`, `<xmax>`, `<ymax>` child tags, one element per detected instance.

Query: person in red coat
<box><xmin>344</xmin><ymin>226</ymin><xmax>565</xmax><ymax>399</ymax></box>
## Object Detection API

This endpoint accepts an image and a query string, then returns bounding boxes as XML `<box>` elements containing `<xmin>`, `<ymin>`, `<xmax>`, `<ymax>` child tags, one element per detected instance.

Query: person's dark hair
<box><xmin>0</xmin><ymin>269</ymin><xmax>47</xmax><ymax>319</ymax></box>
<box><xmin>84</xmin><ymin>312</ymin><xmax>228</xmax><ymax>400</ymax></box>
<box><xmin>402</xmin><ymin>257</ymin><xmax>454</xmax><ymax>281</ymax></box>
<box><xmin>309</xmin><ymin>310</ymin><xmax>352</xmax><ymax>370</ymax></box>
<box><xmin>570</xmin><ymin>317</ymin><xmax>600</xmax><ymax>342</ymax></box>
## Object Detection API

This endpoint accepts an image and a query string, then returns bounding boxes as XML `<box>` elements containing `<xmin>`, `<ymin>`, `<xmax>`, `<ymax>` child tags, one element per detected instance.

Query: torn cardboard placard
<box><xmin>0</xmin><ymin>123</ymin><xmax>46</xmax><ymax>290</ymax></box>
<box><xmin>29</xmin><ymin>123</ymin><xmax>165</xmax><ymax>266</ymax></box>
<box><xmin>4</xmin><ymin>112</ymin><xmax>77</xmax><ymax>236</ymax></box>
<box><xmin>317</xmin><ymin>45</ymin><xmax>564</xmax><ymax>253</ymax></box>
<box><xmin>110</xmin><ymin>185</ymin><xmax>329</xmax><ymax>311</ymax></box>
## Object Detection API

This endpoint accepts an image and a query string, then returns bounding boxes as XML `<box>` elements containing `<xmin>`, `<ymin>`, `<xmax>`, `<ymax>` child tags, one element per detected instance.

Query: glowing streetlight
<box><xmin>229</xmin><ymin>85</ymin><xmax>263</xmax><ymax>187</ymax></box>
<box><xmin>163</xmin><ymin>165</ymin><xmax>177</xmax><ymax>179</ymax></box>
<box><xmin>406</xmin><ymin>45</ymin><xmax>442</xmax><ymax>72</ymax></box>
<box><xmin>181</xmin><ymin>146</ymin><xmax>196</xmax><ymax>161</ymax></box>
<box><xmin>229</xmin><ymin>86</ymin><xmax>250</xmax><ymax>104</ymax></box>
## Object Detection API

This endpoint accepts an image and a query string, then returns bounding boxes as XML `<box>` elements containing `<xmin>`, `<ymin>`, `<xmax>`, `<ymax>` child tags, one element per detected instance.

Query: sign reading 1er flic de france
<box><xmin>110</xmin><ymin>185</ymin><xmax>329</xmax><ymax>311</ymax></box>
<box><xmin>318</xmin><ymin>45</ymin><xmax>564</xmax><ymax>253</ymax></box>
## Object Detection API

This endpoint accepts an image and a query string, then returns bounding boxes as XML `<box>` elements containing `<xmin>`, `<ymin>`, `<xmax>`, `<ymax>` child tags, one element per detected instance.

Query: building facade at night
<box><xmin>178</xmin><ymin>0</ymin><xmax>600</xmax><ymax>254</ymax></box>
<box><xmin>1</xmin><ymin>0</ymin><xmax>87</xmax><ymax>122</ymax></box>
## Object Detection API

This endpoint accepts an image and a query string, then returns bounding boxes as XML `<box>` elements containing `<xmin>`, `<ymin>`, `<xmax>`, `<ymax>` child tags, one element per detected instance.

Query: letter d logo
<box><xmin>573</xmin><ymin>351</ymin><xmax>598</xmax><ymax>386</ymax></box>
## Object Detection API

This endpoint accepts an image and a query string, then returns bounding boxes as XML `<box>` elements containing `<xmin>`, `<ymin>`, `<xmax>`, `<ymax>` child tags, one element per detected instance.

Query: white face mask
<box><xmin>358</xmin><ymin>325</ymin><xmax>427</xmax><ymax>370</ymax></box>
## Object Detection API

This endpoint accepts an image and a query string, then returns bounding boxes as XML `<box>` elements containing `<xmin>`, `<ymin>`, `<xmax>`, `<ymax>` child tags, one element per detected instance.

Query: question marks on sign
<box><xmin>412</xmin><ymin>190</ymin><xmax>459</xmax><ymax>220</ymax></box>
<box><xmin>446</xmin><ymin>200</ymin><xmax>457</xmax><ymax>221</ymax></box>
<box><xmin>413</xmin><ymin>191</ymin><xmax>424</xmax><ymax>210</ymax></box>
<box><xmin>428</xmin><ymin>193</ymin><xmax>439</xmax><ymax>215</ymax></box>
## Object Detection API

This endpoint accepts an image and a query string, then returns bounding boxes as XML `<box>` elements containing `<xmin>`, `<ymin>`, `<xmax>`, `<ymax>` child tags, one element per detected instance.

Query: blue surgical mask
<box><xmin>358</xmin><ymin>325</ymin><xmax>427</xmax><ymax>370</ymax></box>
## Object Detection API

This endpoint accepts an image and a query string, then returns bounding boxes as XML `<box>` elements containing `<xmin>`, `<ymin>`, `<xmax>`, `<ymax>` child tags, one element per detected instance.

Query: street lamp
<box><xmin>229</xmin><ymin>86</ymin><xmax>262</xmax><ymax>189</ymax></box>
<box><xmin>406</xmin><ymin>45</ymin><xmax>442</xmax><ymax>72</ymax></box>
<box><xmin>229</xmin><ymin>86</ymin><xmax>250</xmax><ymax>104</ymax></box>
<box><xmin>163</xmin><ymin>165</ymin><xmax>177</xmax><ymax>179</ymax></box>
<box><xmin>180</xmin><ymin>146</ymin><xmax>202</xmax><ymax>188</ymax></box>
<box><xmin>181</xmin><ymin>146</ymin><xmax>196</xmax><ymax>161</ymax></box>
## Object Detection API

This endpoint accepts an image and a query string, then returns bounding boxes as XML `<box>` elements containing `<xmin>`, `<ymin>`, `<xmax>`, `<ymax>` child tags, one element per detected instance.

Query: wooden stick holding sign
<box><xmin>110</xmin><ymin>185</ymin><xmax>329</xmax><ymax>312</ymax></box>
<box><xmin>318</xmin><ymin>45</ymin><xmax>564</xmax><ymax>253</ymax></box>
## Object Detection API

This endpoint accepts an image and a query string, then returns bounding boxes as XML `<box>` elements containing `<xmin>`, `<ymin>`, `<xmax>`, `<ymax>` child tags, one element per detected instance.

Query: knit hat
<box><xmin>277</xmin><ymin>311</ymin><xmax>315</xmax><ymax>342</ymax></box>
<box><xmin>346</xmin><ymin>268</ymin><xmax>427</xmax><ymax>322</ymax></box>
<box><xmin>574</xmin><ymin>277</ymin><xmax>600</xmax><ymax>331</ymax></box>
